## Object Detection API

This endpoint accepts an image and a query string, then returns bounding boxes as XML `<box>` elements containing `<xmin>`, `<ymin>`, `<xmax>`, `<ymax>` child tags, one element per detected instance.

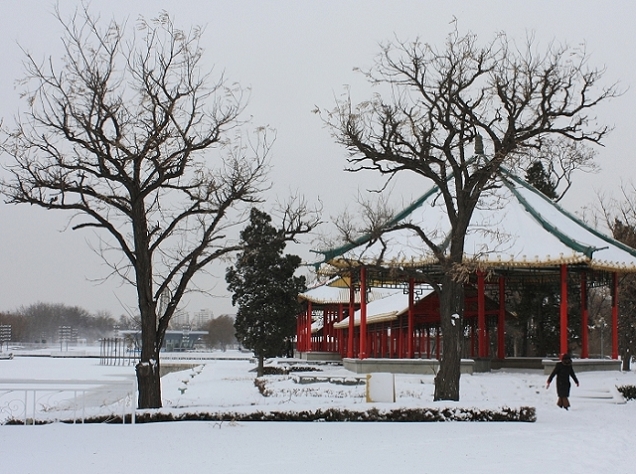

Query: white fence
<box><xmin>0</xmin><ymin>378</ymin><xmax>136</xmax><ymax>425</ymax></box>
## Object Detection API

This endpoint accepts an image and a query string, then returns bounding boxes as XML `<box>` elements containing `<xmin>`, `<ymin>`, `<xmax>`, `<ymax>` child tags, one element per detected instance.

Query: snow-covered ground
<box><xmin>1</xmin><ymin>350</ymin><xmax>635</xmax><ymax>474</ymax></box>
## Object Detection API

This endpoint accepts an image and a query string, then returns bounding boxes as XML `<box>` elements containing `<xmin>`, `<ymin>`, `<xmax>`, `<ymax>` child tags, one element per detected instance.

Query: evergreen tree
<box><xmin>610</xmin><ymin>219</ymin><xmax>636</xmax><ymax>369</ymax></box>
<box><xmin>525</xmin><ymin>162</ymin><xmax>558</xmax><ymax>199</ymax></box>
<box><xmin>507</xmin><ymin>162</ymin><xmax>570</xmax><ymax>356</ymax></box>
<box><xmin>226</xmin><ymin>208</ymin><xmax>306</xmax><ymax>376</ymax></box>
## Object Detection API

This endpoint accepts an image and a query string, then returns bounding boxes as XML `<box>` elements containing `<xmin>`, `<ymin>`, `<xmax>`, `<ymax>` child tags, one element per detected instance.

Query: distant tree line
<box><xmin>0</xmin><ymin>303</ymin><xmax>116</xmax><ymax>344</ymax></box>
<box><xmin>0</xmin><ymin>303</ymin><xmax>240</xmax><ymax>351</ymax></box>
<box><xmin>203</xmin><ymin>315</ymin><xmax>237</xmax><ymax>351</ymax></box>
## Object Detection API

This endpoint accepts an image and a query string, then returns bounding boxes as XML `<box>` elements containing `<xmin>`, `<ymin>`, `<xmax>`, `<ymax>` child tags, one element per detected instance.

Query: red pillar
<box><xmin>296</xmin><ymin>310</ymin><xmax>303</xmax><ymax>352</ymax></box>
<box><xmin>333</xmin><ymin>305</ymin><xmax>340</xmax><ymax>352</ymax></box>
<box><xmin>347</xmin><ymin>275</ymin><xmax>355</xmax><ymax>358</ymax></box>
<box><xmin>581</xmin><ymin>273</ymin><xmax>589</xmax><ymax>359</ymax></box>
<box><xmin>359</xmin><ymin>266</ymin><xmax>368</xmax><ymax>359</ymax></box>
<box><xmin>477</xmin><ymin>270</ymin><xmax>487</xmax><ymax>358</ymax></box>
<box><xmin>612</xmin><ymin>272</ymin><xmax>619</xmax><ymax>360</ymax></box>
<box><xmin>436</xmin><ymin>326</ymin><xmax>441</xmax><ymax>359</ymax></box>
<box><xmin>498</xmin><ymin>276</ymin><xmax>506</xmax><ymax>359</ymax></box>
<box><xmin>321</xmin><ymin>308</ymin><xmax>328</xmax><ymax>351</ymax></box>
<box><xmin>407</xmin><ymin>277</ymin><xmax>414</xmax><ymax>358</ymax></box>
<box><xmin>306</xmin><ymin>301</ymin><xmax>313</xmax><ymax>352</ymax></box>
<box><xmin>560</xmin><ymin>265</ymin><xmax>568</xmax><ymax>356</ymax></box>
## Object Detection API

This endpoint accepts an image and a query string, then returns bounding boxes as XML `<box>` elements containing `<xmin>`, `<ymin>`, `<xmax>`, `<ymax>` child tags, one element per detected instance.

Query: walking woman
<box><xmin>546</xmin><ymin>353</ymin><xmax>579</xmax><ymax>410</ymax></box>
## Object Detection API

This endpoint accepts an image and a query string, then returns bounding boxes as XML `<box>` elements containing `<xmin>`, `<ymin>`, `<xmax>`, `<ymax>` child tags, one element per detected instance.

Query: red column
<box><xmin>407</xmin><ymin>277</ymin><xmax>415</xmax><ymax>358</ymax></box>
<box><xmin>305</xmin><ymin>301</ymin><xmax>313</xmax><ymax>352</ymax></box>
<box><xmin>477</xmin><ymin>270</ymin><xmax>487</xmax><ymax>358</ymax></box>
<box><xmin>359</xmin><ymin>266</ymin><xmax>368</xmax><ymax>359</ymax></box>
<box><xmin>560</xmin><ymin>265</ymin><xmax>568</xmax><ymax>356</ymax></box>
<box><xmin>347</xmin><ymin>276</ymin><xmax>355</xmax><ymax>358</ymax></box>
<box><xmin>435</xmin><ymin>327</ymin><xmax>441</xmax><ymax>359</ymax></box>
<box><xmin>498</xmin><ymin>276</ymin><xmax>506</xmax><ymax>359</ymax></box>
<box><xmin>581</xmin><ymin>273</ymin><xmax>589</xmax><ymax>359</ymax></box>
<box><xmin>297</xmin><ymin>310</ymin><xmax>303</xmax><ymax>352</ymax></box>
<box><xmin>321</xmin><ymin>308</ymin><xmax>327</xmax><ymax>351</ymax></box>
<box><xmin>612</xmin><ymin>272</ymin><xmax>619</xmax><ymax>360</ymax></box>
<box><xmin>336</xmin><ymin>303</ymin><xmax>343</xmax><ymax>353</ymax></box>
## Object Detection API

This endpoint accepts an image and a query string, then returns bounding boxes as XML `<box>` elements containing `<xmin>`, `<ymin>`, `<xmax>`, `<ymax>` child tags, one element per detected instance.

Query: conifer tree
<box><xmin>508</xmin><ymin>161</ymin><xmax>577</xmax><ymax>357</ymax></box>
<box><xmin>226</xmin><ymin>208</ymin><xmax>306</xmax><ymax>376</ymax></box>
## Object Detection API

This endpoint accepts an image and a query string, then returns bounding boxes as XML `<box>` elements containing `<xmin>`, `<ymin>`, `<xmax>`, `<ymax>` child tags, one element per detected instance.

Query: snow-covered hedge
<box><xmin>617</xmin><ymin>385</ymin><xmax>636</xmax><ymax>400</ymax></box>
<box><xmin>5</xmin><ymin>406</ymin><xmax>536</xmax><ymax>424</ymax></box>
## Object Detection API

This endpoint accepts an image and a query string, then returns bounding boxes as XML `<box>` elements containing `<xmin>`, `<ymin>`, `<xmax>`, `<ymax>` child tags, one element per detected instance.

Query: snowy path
<box><xmin>1</xmin><ymin>354</ymin><xmax>635</xmax><ymax>473</ymax></box>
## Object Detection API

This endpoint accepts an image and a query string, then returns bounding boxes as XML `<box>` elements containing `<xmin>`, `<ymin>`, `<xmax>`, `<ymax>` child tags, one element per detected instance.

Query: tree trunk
<box><xmin>136</xmin><ymin>295</ymin><xmax>162</xmax><ymax>408</ymax></box>
<box><xmin>136</xmin><ymin>355</ymin><xmax>162</xmax><ymax>408</ymax></box>
<box><xmin>622</xmin><ymin>348</ymin><xmax>631</xmax><ymax>371</ymax></box>
<box><xmin>132</xmin><ymin>198</ymin><xmax>164</xmax><ymax>409</ymax></box>
<box><xmin>434</xmin><ymin>275</ymin><xmax>465</xmax><ymax>401</ymax></box>
<box><xmin>257</xmin><ymin>354</ymin><xmax>265</xmax><ymax>377</ymax></box>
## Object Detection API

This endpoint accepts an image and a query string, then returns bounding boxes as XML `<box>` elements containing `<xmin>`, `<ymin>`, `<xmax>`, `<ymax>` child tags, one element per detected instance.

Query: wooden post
<box><xmin>498</xmin><ymin>276</ymin><xmax>506</xmax><ymax>359</ymax></box>
<box><xmin>478</xmin><ymin>270</ymin><xmax>487</xmax><ymax>358</ymax></box>
<box><xmin>322</xmin><ymin>308</ymin><xmax>328</xmax><ymax>351</ymax></box>
<box><xmin>560</xmin><ymin>265</ymin><xmax>568</xmax><ymax>356</ymax></box>
<box><xmin>296</xmin><ymin>309</ymin><xmax>303</xmax><ymax>353</ymax></box>
<box><xmin>435</xmin><ymin>326</ymin><xmax>441</xmax><ymax>360</ymax></box>
<box><xmin>612</xmin><ymin>272</ymin><xmax>619</xmax><ymax>360</ymax></box>
<box><xmin>581</xmin><ymin>273</ymin><xmax>589</xmax><ymax>359</ymax></box>
<box><xmin>407</xmin><ymin>277</ymin><xmax>415</xmax><ymax>358</ymax></box>
<box><xmin>348</xmin><ymin>274</ymin><xmax>355</xmax><ymax>358</ymax></box>
<box><xmin>359</xmin><ymin>266</ymin><xmax>368</xmax><ymax>359</ymax></box>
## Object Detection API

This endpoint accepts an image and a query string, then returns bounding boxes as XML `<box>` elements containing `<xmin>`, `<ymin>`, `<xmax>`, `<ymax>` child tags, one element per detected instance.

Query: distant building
<box><xmin>192</xmin><ymin>309</ymin><xmax>214</xmax><ymax>328</ymax></box>
<box><xmin>120</xmin><ymin>329</ymin><xmax>208</xmax><ymax>352</ymax></box>
<box><xmin>170</xmin><ymin>311</ymin><xmax>190</xmax><ymax>329</ymax></box>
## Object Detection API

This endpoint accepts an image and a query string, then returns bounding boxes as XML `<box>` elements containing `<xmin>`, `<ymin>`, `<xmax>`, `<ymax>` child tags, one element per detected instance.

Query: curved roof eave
<box><xmin>313</xmin><ymin>162</ymin><xmax>636</xmax><ymax>273</ymax></box>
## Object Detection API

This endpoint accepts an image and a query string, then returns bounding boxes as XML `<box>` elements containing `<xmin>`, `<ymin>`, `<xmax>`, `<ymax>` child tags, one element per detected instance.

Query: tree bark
<box><xmin>136</xmin><ymin>355</ymin><xmax>162</xmax><ymax>409</ymax></box>
<box><xmin>622</xmin><ymin>349</ymin><xmax>631</xmax><ymax>371</ymax></box>
<box><xmin>434</xmin><ymin>274</ymin><xmax>465</xmax><ymax>401</ymax></box>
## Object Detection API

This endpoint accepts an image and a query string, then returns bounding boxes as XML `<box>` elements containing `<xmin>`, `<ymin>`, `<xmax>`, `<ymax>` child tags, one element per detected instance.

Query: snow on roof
<box><xmin>301</xmin><ymin>277</ymin><xmax>400</xmax><ymax>332</ymax></box>
<box><xmin>299</xmin><ymin>281</ymin><xmax>397</xmax><ymax>305</ymax></box>
<box><xmin>316</xmin><ymin>167</ymin><xmax>636</xmax><ymax>272</ymax></box>
<box><xmin>333</xmin><ymin>286</ymin><xmax>435</xmax><ymax>329</ymax></box>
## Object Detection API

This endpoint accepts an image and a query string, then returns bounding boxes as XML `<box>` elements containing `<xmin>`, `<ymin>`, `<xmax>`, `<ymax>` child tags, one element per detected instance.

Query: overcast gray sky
<box><xmin>1</xmin><ymin>0</ymin><xmax>635</xmax><ymax>319</ymax></box>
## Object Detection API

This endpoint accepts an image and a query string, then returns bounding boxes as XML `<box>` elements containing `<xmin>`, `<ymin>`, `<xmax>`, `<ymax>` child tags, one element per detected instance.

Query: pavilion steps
<box><xmin>571</xmin><ymin>387</ymin><xmax>625</xmax><ymax>404</ymax></box>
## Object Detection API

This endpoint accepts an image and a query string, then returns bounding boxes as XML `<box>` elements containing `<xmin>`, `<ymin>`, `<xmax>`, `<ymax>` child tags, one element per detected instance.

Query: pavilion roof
<box><xmin>298</xmin><ymin>276</ymin><xmax>397</xmax><ymax>305</ymax></box>
<box><xmin>333</xmin><ymin>287</ymin><xmax>432</xmax><ymax>329</ymax></box>
<box><xmin>314</xmin><ymin>167</ymin><xmax>636</xmax><ymax>273</ymax></box>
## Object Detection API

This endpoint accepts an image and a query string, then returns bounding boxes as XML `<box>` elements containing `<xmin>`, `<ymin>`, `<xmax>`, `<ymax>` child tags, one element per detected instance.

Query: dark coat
<box><xmin>548</xmin><ymin>361</ymin><xmax>579</xmax><ymax>397</ymax></box>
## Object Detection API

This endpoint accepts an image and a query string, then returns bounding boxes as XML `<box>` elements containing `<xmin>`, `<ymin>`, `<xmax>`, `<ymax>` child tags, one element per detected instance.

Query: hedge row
<box><xmin>259</xmin><ymin>366</ymin><xmax>323</xmax><ymax>375</ymax></box>
<box><xmin>5</xmin><ymin>405</ymin><xmax>536</xmax><ymax>425</ymax></box>
<box><xmin>617</xmin><ymin>385</ymin><xmax>636</xmax><ymax>400</ymax></box>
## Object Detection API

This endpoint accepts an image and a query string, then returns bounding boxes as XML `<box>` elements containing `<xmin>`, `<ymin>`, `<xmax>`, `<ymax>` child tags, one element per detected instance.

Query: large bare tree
<box><xmin>0</xmin><ymin>8</ymin><xmax>317</xmax><ymax>408</ymax></box>
<box><xmin>323</xmin><ymin>29</ymin><xmax>618</xmax><ymax>400</ymax></box>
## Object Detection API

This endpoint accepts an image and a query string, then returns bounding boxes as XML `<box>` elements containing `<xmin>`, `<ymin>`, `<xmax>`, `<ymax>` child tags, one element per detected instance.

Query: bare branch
<box><xmin>0</xmin><ymin>7</ymin><xmax>275</xmax><ymax>409</ymax></box>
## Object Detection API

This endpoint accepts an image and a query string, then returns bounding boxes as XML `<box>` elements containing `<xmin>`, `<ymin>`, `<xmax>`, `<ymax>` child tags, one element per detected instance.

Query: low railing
<box><xmin>0</xmin><ymin>378</ymin><xmax>136</xmax><ymax>425</ymax></box>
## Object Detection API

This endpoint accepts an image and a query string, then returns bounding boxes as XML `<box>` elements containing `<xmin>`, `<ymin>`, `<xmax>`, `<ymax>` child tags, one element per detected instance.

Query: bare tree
<box><xmin>511</xmin><ymin>137</ymin><xmax>598</xmax><ymax>202</ymax></box>
<box><xmin>0</xmin><ymin>8</ymin><xmax>317</xmax><ymax>408</ymax></box>
<box><xmin>599</xmin><ymin>185</ymin><xmax>636</xmax><ymax>370</ymax></box>
<box><xmin>322</xmin><ymin>28</ymin><xmax>617</xmax><ymax>400</ymax></box>
<box><xmin>204</xmin><ymin>315</ymin><xmax>237</xmax><ymax>351</ymax></box>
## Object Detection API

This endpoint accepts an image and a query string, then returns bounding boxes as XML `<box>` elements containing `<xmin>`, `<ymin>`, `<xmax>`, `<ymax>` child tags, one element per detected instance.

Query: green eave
<box><xmin>312</xmin><ymin>173</ymin><xmax>454</xmax><ymax>265</ymax></box>
<box><xmin>500</xmin><ymin>167</ymin><xmax>636</xmax><ymax>260</ymax></box>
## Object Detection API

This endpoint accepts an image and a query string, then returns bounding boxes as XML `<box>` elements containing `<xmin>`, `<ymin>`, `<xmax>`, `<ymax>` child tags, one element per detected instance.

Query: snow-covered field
<box><xmin>1</xmin><ymin>350</ymin><xmax>635</xmax><ymax>474</ymax></box>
